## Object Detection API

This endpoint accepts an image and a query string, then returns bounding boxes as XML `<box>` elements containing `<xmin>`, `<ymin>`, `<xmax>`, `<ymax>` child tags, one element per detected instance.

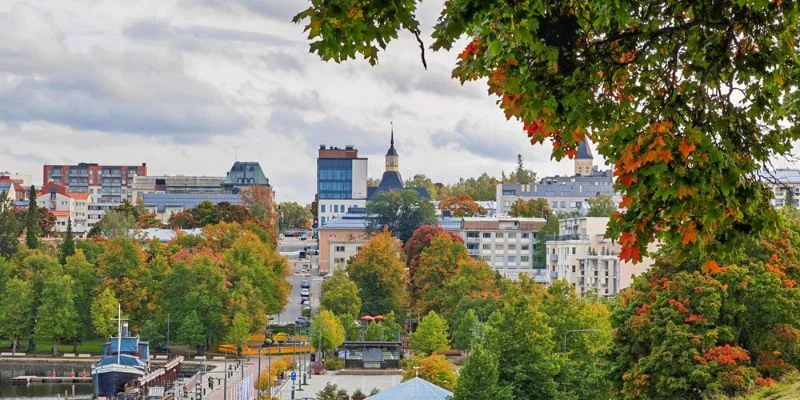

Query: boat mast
<box><xmin>117</xmin><ymin>303</ymin><xmax>122</xmax><ymax>365</ymax></box>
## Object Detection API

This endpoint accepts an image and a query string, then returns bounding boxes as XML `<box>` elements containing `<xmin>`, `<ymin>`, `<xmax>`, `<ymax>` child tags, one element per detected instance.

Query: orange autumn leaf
<box><xmin>651</xmin><ymin>120</ymin><xmax>673</xmax><ymax>134</ymax></box>
<box><xmin>679</xmin><ymin>139</ymin><xmax>696</xmax><ymax>160</ymax></box>
<box><xmin>682</xmin><ymin>222</ymin><xmax>698</xmax><ymax>245</ymax></box>
<box><xmin>677</xmin><ymin>187</ymin><xmax>695</xmax><ymax>199</ymax></box>
<box><xmin>566</xmin><ymin>148</ymin><xmax>578</xmax><ymax>159</ymax></box>
<box><xmin>619</xmin><ymin>231</ymin><xmax>636</xmax><ymax>247</ymax></box>
<box><xmin>657</xmin><ymin>149</ymin><xmax>673</xmax><ymax>163</ymax></box>
<box><xmin>619</xmin><ymin>195</ymin><xmax>633</xmax><ymax>208</ymax></box>
<box><xmin>702</xmin><ymin>260</ymin><xmax>721</xmax><ymax>274</ymax></box>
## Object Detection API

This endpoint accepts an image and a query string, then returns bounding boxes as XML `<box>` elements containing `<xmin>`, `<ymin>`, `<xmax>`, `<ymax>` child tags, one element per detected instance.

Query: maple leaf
<box><xmin>619</xmin><ymin>231</ymin><xmax>636</xmax><ymax>247</ymax></box>
<box><xmin>681</xmin><ymin>222</ymin><xmax>698</xmax><ymax>245</ymax></box>
<box><xmin>702</xmin><ymin>260</ymin><xmax>721</xmax><ymax>274</ymax></box>
<box><xmin>566</xmin><ymin>148</ymin><xmax>578</xmax><ymax>159</ymax></box>
<box><xmin>619</xmin><ymin>195</ymin><xmax>633</xmax><ymax>208</ymax></box>
<box><xmin>679</xmin><ymin>139</ymin><xmax>696</xmax><ymax>160</ymax></box>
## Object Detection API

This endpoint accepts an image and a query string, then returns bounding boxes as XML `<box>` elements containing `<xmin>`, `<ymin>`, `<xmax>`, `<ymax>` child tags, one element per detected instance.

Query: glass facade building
<box><xmin>318</xmin><ymin>159</ymin><xmax>353</xmax><ymax>199</ymax></box>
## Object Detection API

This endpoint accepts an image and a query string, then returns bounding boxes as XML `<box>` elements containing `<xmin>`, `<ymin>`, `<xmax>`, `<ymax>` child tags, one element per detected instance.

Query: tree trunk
<box><xmin>11</xmin><ymin>337</ymin><xmax>17</xmax><ymax>354</ymax></box>
<box><xmin>53</xmin><ymin>339</ymin><xmax>59</xmax><ymax>357</ymax></box>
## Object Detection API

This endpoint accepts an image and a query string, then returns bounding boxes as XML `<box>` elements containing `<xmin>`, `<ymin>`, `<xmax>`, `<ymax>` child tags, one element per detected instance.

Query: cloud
<box><xmin>180</xmin><ymin>0</ymin><xmax>302</xmax><ymax>22</ymax></box>
<box><xmin>124</xmin><ymin>18</ymin><xmax>293</xmax><ymax>49</ymax></box>
<box><xmin>0</xmin><ymin>4</ymin><xmax>247</xmax><ymax>142</ymax></box>
<box><xmin>373</xmin><ymin>61</ymin><xmax>484</xmax><ymax>99</ymax></box>
<box><xmin>268</xmin><ymin>109</ymin><xmax>386</xmax><ymax>154</ymax></box>
<box><xmin>431</xmin><ymin>118</ymin><xmax>533</xmax><ymax>161</ymax></box>
<box><xmin>269</xmin><ymin>88</ymin><xmax>323</xmax><ymax>112</ymax></box>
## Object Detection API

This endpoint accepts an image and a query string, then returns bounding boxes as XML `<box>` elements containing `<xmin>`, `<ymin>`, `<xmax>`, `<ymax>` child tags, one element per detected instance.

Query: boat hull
<box><xmin>92</xmin><ymin>365</ymin><xmax>146</xmax><ymax>398</ymax></box>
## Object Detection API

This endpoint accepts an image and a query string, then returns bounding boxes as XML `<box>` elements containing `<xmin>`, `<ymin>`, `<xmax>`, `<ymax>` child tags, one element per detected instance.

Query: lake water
<box><xmin>0</xmin><ymin>363</ymin><xmax>94</xmax><ymax>399</ymax></box>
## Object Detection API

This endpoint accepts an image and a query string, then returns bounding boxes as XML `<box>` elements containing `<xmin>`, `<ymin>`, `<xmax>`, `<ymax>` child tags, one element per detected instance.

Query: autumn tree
<box><xmin>410</xmin><ymin>234</ymin><xmax>470</xmax><ymax>314</ymax></box>
<box><xmin>65</xmin><ymin>250</ymin><xmax>99</xmax><ymax>339</ymax></box>
<box><xmin>94</xmin><ymin>209</ymin><xmax>136</xmax><ymax>238</ymax></box>
<box><xmin>346</xmin><ymin>231</ymin><xmax>408</xmax><ymax>316</ymax></box>
<box><xmin>310</xmin><ymin>310</ymin><xmax>345</xmax><ymax>354</ymax></box>
<box><xmin>438</xmin><ymin>192</ymin><xmax>483</xmax><ymax>217</ymax></box>
<box><xmin>439</xmin><ymin>258</ymin><xmax>503</xmax><ymax>326</ymax></box>
<box><xmin>279</xmin><ymin>201</ymin><xmax>313</xmax><ymax>230</ymax></box>
<box><xmin>91</xmin><ymin>287</ymin><xmax>119</xmax><ymax>339</ymax></box>
<box><xmin>409</xmin><ymin>311</ymin><xmax>450</xmax><ymax>356</ymax></box>
<box><xmin>509</xmin><ymin>198</ymin><xmax>552</xmax><ymax>219</ymax></box>
<box><xmin>320</xmin><ymin>269</ymin><xmax>362</xmax><ymax>318</ymax></box>
<box><xmin>225</xmin><ymin>312</ymin><xmax>251</xmax><ymax>357</ymax></box>
<box><xmin>366</xmin><ymin>189</ymin><xmax>437</xmax><ymax>242</ymax></box>
<box><xmin>97</xmin><ymin>237</ymin><xmax>149</xmax><ymax>324</ymax></box>
<box><xmin>35</xmin><ymin>274</ymin><xmax>77</xmax><ymax>356</ymax></box>
<box><xmin>37</xmin><ymin>209</ymin><xmax>56</xmax><ymax>237</ymax></box>
<box><xmin>586</xmin><ymin>194</ymin><xmax>618</xmax><ymax>217</ymax></box>
<box><xmin>401</xmin><ymin>354</ymin><xmax>458</xmax><ymax>391</ymax></box>
<box><xmin>25</xmin><ymin>185</ymin><xmax>39</xmax><ymax>248</ymax></box>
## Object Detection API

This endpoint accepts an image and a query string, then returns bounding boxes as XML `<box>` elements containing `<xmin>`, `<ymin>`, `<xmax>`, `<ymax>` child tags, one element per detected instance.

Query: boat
<box><xmin>92</xmin><ymin>305</ymin><xmax>150</xmax><ymax>399</ymax></box>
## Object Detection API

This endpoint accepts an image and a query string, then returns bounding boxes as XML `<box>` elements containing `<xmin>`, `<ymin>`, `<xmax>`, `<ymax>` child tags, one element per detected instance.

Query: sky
<box><xmin>0</xmin><ymin>1</ymin><xmax>796</xmax><ymax>203</ymax></box>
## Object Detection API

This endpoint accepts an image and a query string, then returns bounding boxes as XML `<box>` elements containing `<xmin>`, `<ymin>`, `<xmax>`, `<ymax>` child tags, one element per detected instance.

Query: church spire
<box><xmin>385</xmin><ymin>121</ymin><xmax>399</xmax><ymax>171</ymax></box>
<box><xmin>390</xmin><ymin>121</ymin><xmax>394</xmax><ymax>147</ymax></box>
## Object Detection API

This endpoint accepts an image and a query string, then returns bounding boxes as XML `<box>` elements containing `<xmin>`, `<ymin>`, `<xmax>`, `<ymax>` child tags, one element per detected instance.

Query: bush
<box><xmin>324</xmin><ymin>357</ymin><xmax>344</xmax><ymax>371</ymax></box>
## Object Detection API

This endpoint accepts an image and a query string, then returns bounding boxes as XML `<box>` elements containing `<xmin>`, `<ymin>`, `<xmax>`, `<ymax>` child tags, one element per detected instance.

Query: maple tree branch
<box><xmin>411</xmin><ymin>28</ymin><xmax>428</xmax><ymax>70</ymax></box>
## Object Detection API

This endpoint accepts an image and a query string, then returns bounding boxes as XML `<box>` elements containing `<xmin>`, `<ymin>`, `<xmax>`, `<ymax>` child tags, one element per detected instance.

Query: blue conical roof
<box><xmin>576</xmin><ymin>137</ymin><xmax>593</xmax><ymax>159</ymax></box>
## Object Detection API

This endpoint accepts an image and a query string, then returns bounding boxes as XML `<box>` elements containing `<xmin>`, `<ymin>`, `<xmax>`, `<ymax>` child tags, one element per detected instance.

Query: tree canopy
<box><xmin>366</xmin><ymin>189</ymin><xmax>437</xmax><ymax>242</ymax></box>
<box><xmin>320</xmin><ymin>269</ymin><xmax>362</xmax><ymax>318</ymax></box>
<box><xmin>346</xmin><ymin>231</ymin><xmax>408</xmax><ymax>316</ymax></box>
<box><xmin>586</xmin><ymin>194</ymin><xmax>618</xmax><ymax>217</ymax></box>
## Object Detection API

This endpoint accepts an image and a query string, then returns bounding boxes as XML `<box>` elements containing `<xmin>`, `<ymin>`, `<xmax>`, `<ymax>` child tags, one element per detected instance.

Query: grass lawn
<box><xmin>0</xmin><ymin>338</ymin><xmax>107</xmax><ymax>355</ymax></box>
<box><xmin>736</xmin><ymin>373</ymin><xmax>800</xmax><ymax>400</ymax></box>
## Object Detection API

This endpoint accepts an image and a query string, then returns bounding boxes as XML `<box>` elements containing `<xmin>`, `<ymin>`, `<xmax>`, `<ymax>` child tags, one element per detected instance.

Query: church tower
<box><xmin>386</xmin><ymin>123</ymin><xmax>399</xmax><ymax>172</ymax></box>
<box><xmin>574</xmin><ymin>137</ymin><xmax>594</xmax><ymax>176</ymax></box>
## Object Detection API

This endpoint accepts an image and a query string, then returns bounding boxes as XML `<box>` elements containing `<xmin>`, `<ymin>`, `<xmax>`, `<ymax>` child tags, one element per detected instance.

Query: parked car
<box><xmin>295</xmin><ymin>316</ymin><xmax>309</xmax><ymax>326</ymax></box>
<box><xmin>302</xmin><ymin>305</ymin><xmax>312</xmax><ymax>312</ymax></box>
<box><xmin>300</xmin><ymin>234</ymin><xmax>308</xmax><ymax>240</ymax></box>
<box><xmin>301</xmin><ymin>299</ymin><xmax>311</xmax><ymax>306</ymax></box>
<box><xmin>301</xmin><ymin>279</ymin><xmax>310</xmax><ymax>289</ymax></box>
<box><xmin>301</xmin><ymin>288</ymin><xmax>310</xmax><ymax>296</ymax></box>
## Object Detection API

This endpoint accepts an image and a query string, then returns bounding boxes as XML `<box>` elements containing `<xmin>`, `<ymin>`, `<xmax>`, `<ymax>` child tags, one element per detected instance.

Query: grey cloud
<box><xmin>124</xmin><ymin>18</ymin><xmax>292</xmax><ymax>49</ymax></box>
<box><xmin>261</xmin><ymin>51</ymin><xmax>305</xmax><ymax>74</ymax></box>
<box><xmin>269</xmin><ymin>88</ymin><xmax>322</xmax><ymax>112</ymax></box>
<box><xmin>374</xmin><ymin>62</ymin><xmax>483</xmax><ymax>99</ymax></box>
<box><xmin>268</xmin><ymin>109</ymin><xmax>386</xmax><ymax>154</ymax></box>
<box><xmin>181</xmin><ymin>0</ymin><xmax>302</xmax><ymax>22</ymax></box>
<box><xmin>0</xmin><ymin>4</ymin><xmax>247</xmax><ymax>142</ymax></box>
<box><xmin>431</xmin><ymin>118</ymin><xmax>525</xmax><ymax>160</ymax></box>
<box><xmin>0</xmin><ymin>148</ymin><xmax>51</xmax><ymax>166</ymax></box>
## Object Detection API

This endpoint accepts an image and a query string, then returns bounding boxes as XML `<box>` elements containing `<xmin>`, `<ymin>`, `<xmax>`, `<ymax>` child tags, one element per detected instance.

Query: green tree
<box><xmin>337</xmin><ymin>313</ymin><xmax>361</xmax><ymax>341</ymax></box>
<box><xmin>0</xmin><ymin>191</ymin><xmax>21</xmax><ymax>259</ymax></box>
<box><xmin>411</xmin><ymin>234</ymin><xmax>470</xmax><ymax>314</ymax></box>
<box><xmin>382</xmin><ymin>311</ymin><xmax>404</xmax><ymax>341</ymax></box>
<box><xmin>401</xmin><ymin>354</ymin><xmax>458</xmax><ymax>391</ymax></box>
<box><xmin>364</xmin><ymin>321</ymin><xmax>384</xmax><ymax>341</ymax></box>
<box><xmin>315</xmin><ymin>383</ymin><xmax>348</xmax><ymax>400</ymax></box>
<box><xmin>95</xmin><ymin>210</ymin><xmax>136</xmax><ymax>238</ymax></box>
<box><xmin>58</xmin><ymin>218</ymin><xmax>76</xmax><ymax>264</ymax></box>
<box><xmin>91</xmin><ymin>287</ymin><xmax>119</xmax><ymax>339</ymax></box>
<box><xmin>785</xmin><ymin>186</ymin><xmax>797</xmax><ymax>209</ymax></box>
<box><xmin>409</xmin><ymin>311</ymin><xmax>450</xmax><ymax>356</ymax></box>
<box><xmin>0</xmin><ymin>278</ymin><xmax>34</xmax><ymax>353</ymax></box>
<box><xmin>511</xmin><ymin>154</ymin><xmax>536</xmax><ymax>185</ymax></box>
<box><xmin>25</xmin><ymin>185</ymin><xmax>39</xmax><ymax>248</ymax></box>
<box><xmin>310</xmin><ymin>310</ymin><xmax>345</xmax><ymax>354</ymax></box>
<box><xmin>176</xmin><ymin>311</ymin><xmax>206</xmax><ymax>351</ymax></box>
<box><xmin>279</xmin><ymin>201</ymin><xmax>313</xmax><ymax>230</ymax></box>
<box><xmin>452</xmin><ymin>309</ymin><xmax>480</xmax><ymax>351</ymax></box>
<box><xmin>293</xmin><ymin>0</ymin><xmax>800</xmax><ymax>262</ymax></box>
<box><xmin>404</xmin><ymin>174</ymin><xmax>439</xmax><ymax>199</ymax></box>
<box><xmin>64</xmin><ymin>250</ymin><xmax>99</xmax><ymax>339</ymax></box>
<box><xmin>225</xmin><ymin>311</ymin><xmax>251</xmax><ymax>357</ymax></box>
<box><xmin>366</xmin><ymin>189</ymin><xmax>437</xmax><ymax>242</ymax></box>
<box><xmin>509</xmin><ymin>198</ymin><xmax>552</xmax><ymax>219</ymax></box>
<box><xmin>35</xmin><ymin>274</ymin><xmax>77</xmax><ymax>356</ymax></box>
<box><xmin>139</xmin><ymin>317</ymin><xmax>167</xmax><ymax>350</ymax></box>
<box><xmin>484</xmin><ymin>297</ymin><xmax>560</xmax><ymax>400</ymax></box>
<box><xmin>346</xmin><ymin>231</ymin><xmax>408</xmax><ymax>316</ymax></box>
<box><xmin>320</xmin><ymin>269</ymin><xmax>361</xmax><ymax>318</ymax></box>
<box><xmin>97</xmin><ymin>237</ymin><xmax>149</xmax><ymax>324</ymax></box>
<box><xmin>586</xmin><ymin>195</ymin><xmax>617</xmax><ymax>217</ymax></box>
<box><xmin>453</xmin><ymin>344</ymin><xmax>512</xmax><ymax>400</ymax></box>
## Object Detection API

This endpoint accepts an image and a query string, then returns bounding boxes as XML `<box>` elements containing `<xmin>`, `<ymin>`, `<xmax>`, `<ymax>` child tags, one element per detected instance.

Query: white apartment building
<box><xmin>36</xmin><ymin>183</ymin><xmax>90</xmax><ymax>234</ymax></box>
<box><xmin>546</xmin><ymin>217</ymin><xmax>655</xmax><ymax>297</ymax></box>
<box><xmin>461</xmin><ymin>217</ymin><xmax>549</xmax><ymax>283</ymax></box>
<box><xmin>765</xmin><ymin>169</ymin><xmax>800</xmax><ymax>208</ymax></box>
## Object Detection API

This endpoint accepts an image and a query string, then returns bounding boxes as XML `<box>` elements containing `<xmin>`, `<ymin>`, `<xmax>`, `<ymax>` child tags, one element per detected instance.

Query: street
<box><xmin>277</xmin><ymin>238</ymin><xmax>324</xmax><ymax>326</ymax></box>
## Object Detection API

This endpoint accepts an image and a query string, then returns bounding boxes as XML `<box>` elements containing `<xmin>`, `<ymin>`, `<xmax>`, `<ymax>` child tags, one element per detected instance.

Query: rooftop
<box><xmin>366</xmin><ymin>377</ymin><xmax>452</xmax><ymax>400</ymax></box>
<box><xmin>222</xmin><ymin>161</ymin><xmax>270</xmax><ymax>186</ymax></box>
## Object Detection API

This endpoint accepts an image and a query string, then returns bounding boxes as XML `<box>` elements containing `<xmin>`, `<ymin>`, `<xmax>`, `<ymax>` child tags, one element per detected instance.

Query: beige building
<box><xmin>461</xmin><ymin>217</ymin><xmax>549</xmax><ymax>282</ymax></box>
<box><xmin>546</xmin><ymin>217</ymin><xmax>656</xmax><ymax>297</ymax></box>
<box><xmin>36</xmin><ymin>182</ymin><xmax>90</xmax><ymax>234</ymax></box>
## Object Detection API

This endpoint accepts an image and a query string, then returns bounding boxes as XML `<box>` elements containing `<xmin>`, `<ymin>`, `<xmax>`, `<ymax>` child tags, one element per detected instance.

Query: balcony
<box><xmin>465</xmin><ymin>237</ymin><xmax>480</xmax><ymax>244</ymax></box>
<box><xmin>467</xmin><ymin>249</ymin><xmax>480</xmax><ymax>256</ymax></box>
<box><xmin>549</xmin><ymin>253</ymin><xmax>558</xmax><ymax>262</ymax></box>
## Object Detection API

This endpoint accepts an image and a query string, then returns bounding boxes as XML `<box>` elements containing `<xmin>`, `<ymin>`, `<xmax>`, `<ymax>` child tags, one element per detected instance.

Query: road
<box><xmin>276</xmin><ymin>239</ymin><xmax>323</xmax><ymax>326</ymax></box>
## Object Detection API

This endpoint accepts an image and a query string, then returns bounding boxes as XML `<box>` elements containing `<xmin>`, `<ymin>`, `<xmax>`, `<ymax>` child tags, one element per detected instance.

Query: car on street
<box><xmin>301</xmin><ymin>279</ymin><xmax>310</xmax><ymax>288</ymax></box>
<box><xmin>301</xmin><ymin>299</ymin><xmax>310</xmax><ymax>306</ymax></box>
<box><xmin>300</xmin><ymin>233</ymin><xmax>307</xmax><ymax>240</ymax></box>
<box><xmin>295</xmin><ymin>316</ymin><xmax>309</xmax><ymax>326</ymax></box>
<box><xmin>301</xmin><ymin>288</ymin><xmax>310</xmax><ymax>296</ymax></box>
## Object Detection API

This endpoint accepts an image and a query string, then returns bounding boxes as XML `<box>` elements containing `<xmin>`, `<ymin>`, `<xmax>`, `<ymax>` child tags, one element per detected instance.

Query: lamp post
<box><xmin>562</xmin><ymin>329</ymin><xmax>603</xmax><ymax>352</ymax></box>
<box><xmin>223</xmin><ymin>358</ymin><xmax>228</xmax><ymax>400</ymax></box>
<box><xmin>166</xmin><ymin>314</ymin><xmax>170</xmax><ymax>359</ymax></box>
<box><xmin>257</xmin><ymin>342</ymin><xmax>262</xmax><ymax>400</ymax></box>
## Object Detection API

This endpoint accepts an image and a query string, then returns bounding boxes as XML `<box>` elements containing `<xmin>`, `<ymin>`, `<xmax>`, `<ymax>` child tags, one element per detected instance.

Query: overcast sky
<box><xmin>0</xmin><ymin>1</ymin><xmax>796</xmax><ymax>203</ymax></box>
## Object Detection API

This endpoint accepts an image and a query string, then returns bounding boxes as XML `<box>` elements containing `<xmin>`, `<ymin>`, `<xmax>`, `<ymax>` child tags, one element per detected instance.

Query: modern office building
<box><xmin>546</xmin><ymin>217</ymin><xmax>656</xmax><ymax>297</ymax></box>
<box><xmin>461</xmin><ymin>217</ymin><xmax>549</xmax><ymax>282</ymax></box>
<box><xmin>131</xmin><ymin>175</ymin><xmax>225</xmax><ymax>201</ymax></box>
<box><xmin>36</xmin><ymin>182</ymin><xmax>90</xmax><ymax>234</ymax></box>
<box><xmin>42</xmin><ymin>163</ymin><xmax>147</xmax><ymax>203</ymax></box>
<box><xmin>317</xmin><ymin>145</ymin><xmax>368</xmax><ymax>225</ymax></box>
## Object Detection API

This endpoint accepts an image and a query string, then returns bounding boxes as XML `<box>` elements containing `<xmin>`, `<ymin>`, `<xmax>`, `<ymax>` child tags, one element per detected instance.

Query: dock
<box><xmin>11</xmin><ymin>376</ymin><xmax>92</xmax><ymax>385</ymax></box>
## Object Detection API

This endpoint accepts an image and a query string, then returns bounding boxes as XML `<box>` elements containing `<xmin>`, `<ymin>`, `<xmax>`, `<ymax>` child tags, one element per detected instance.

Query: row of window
<box><xmin>465</xmin><ymin>231</ymin><xmax>533</xmax><ymax>239</ymax></box>
<box><xmin>334</xmin><ymin>245</ymin><xmax>362</xmax><ymax>252</ymax></box>
<box><xmin>467</xmin><ymin>243</ymin><xmax>532</xmax><ymax>251</ymax></box>
<box><xmin>482</xmin><ymin>255</ymin><xmax>530</xmax><ymax>263</ymax></box>
<box><xmin>321</xmin><ymin>204</ymin><xmax>356</xmax><ymax>213</ymax></box>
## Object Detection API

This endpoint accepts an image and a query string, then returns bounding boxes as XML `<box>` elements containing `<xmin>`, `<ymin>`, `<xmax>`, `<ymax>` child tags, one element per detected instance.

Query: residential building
<box><xmin>0</xmin><ymin>175</ymin><xmax>25</xmax><ymax>202</ymax></box>
<box><xmin>131</xmin><ymin>175</ymin><xmax>225</xmax><ymax>201</ymax></box>
<box><xmin>317</xmin><ymin>145</ymin><xmax>368</xmax><ymax>225</ymax></box>
<box><xmin>764</xmin><ymin>168</ymin><xmax>800</xmax><ymax>208</ymax></box>
<box><xmin>42</xmin><ymin>163</ymin><xmax>147</xmax><ymax>203</ymax></box>
<box><xmin>223</xmin><ymin>161</ymin><xmax>278</xmax><ymax>228</ymax></box>
<box><xmin>461</xmin><ymin>217</ymin><xmax>549</xmax><ymax>282</ymax></box>
<box><xmin>496</xmin><ymin>168</ymin><xmax>618</xmax><ymax>216</ymax></box>
<box><xmin>546</xmin><ymin>217</ymin><xmax>656</xmax><ymax>297</ymax></box>
<box><xmin>0</xmin><ymin>171</ymin><xmax>33</xmax><ymax>187</ymax></box>
<box><xmin>142</xmin><ymin>193</ymin><xmax>243</xmax><ymax>224</ymax></box>
<box><xmin>36</xmin><ymin>182</ymin><xmax>90</xmax><ymax>234</ymax></box>
<box><xmin>317</xmin><ymin>207</ymin><xmax>460</xmax><ymax>274</ymax></box>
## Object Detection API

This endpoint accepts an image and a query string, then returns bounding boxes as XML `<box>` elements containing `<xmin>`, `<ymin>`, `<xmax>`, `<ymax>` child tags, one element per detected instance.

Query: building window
<box><xmin>335</xmin><ymin>246</ymin><xmax>345</xmax><ymax>252</ymax></box>
<box><xmin>572</xmin><ymin>247</ymin><xmax>576</xmax><ymax>254</ymax></box>
<box><xmin>321</xmin><ymin>205</ymin><xmax>326</xmax><ymax>212</ymax></box>
<box><xmin>467</xmin><ymin>243</ymin><xmax>479</xmax><ymax>250</ymax></box>
<box><xmin>521</xmin><ymin>256</ymin><xmax>529</xmax><ymax>262</ymax></box>
<box><xmin>321</xmin><ymin>216</ymin><xmax>326</xmax><ymax>224</ymax></box>
<box><xmin>495</xmin><ymin>256</ymin><xmax>504</xmax><ymax>263</ymax></box>
<box><xmin>561</xmin><ymin>201</ymin><xmax>566</xmax><ymax>208</ymax></box>
<box><xmin>522</xmin><ymin>232</ymin><xmax>530</xmax><ymax>239</ymax></box>
<box><xmin>572</xmin><ymin>265</ymin><xmax>576</xmax><ymax>273</ymax></box>
<box><xmin>508</xmin><ymin>255</ymin><xmax>516</xmax><ymax>263</ymax></box>
<box><xmin>552</xmin><ymin>201</ymin><xmax>558</xmax><ymax>208</ymax></box>
<box><xmin>341</xmin><ymin>204</ymin><xmax>345</xmax><ymax>212</ymax></box>
<box><xmin>466</xmin><ymin>231</ymin><xmax>479</xmax><ymax>238</ymax></box>
<box><xmin>482</xmin><ymin>244</ymin><xmax>491</xmax><ymax>250</ymax></box>
<box><xmin>521</xmin><ymin>244</ymin><xmax>530</xmax><ymax>251</ymax></box>
<box><xmin>496</xmin><ymin>232</ymin><xmax>504</xmax><ymax>238</ymax></box>
<box><xmin>333</xmin><ymin>205</ymin><xmax>339</xmax><ymax>213</ymax></box>
<box><xmin>334</xmin><ymin>258</ymin><xmax>345</xmax><ymax>264</ymax></box>
<box><xmin>495</xmin><ymin>244</ymin><xmax>504</xmax><ymax>250</ymax></box>
<box><xmin>356</xmin><ymin>246</ymin><xmax>362</xmax><ymax>252</ymax></box>
<box><xmin>508</xmin><ymin>244</ymin><xmax>516</xmax><ymax>250</ymax></box>
<box><xmin>482</xmin><ymin>232</ymin><xmax>491</xmax><ymax>238</ymax></box>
